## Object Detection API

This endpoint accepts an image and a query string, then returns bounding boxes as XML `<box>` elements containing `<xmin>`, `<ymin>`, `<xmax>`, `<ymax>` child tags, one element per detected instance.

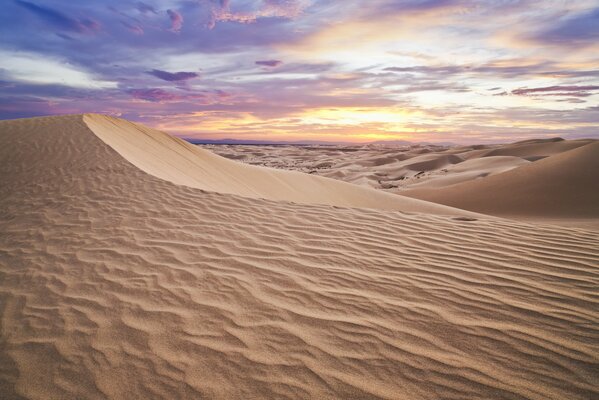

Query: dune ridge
<box><xmin>207</xmin><ymin>138</ymin><xmax>598</xmax><ymax>227</ymax></box>
<box><xmin>402</xmin><ymin>141</ymin><xmax>599</xmax><ymax>219</ymax></box>
<box><xmin>205</xmin><ymin>138</ymin><xmax>595</xmax><ymax>193</ymax></box>
<box><xmin>0</xmin><ymin>114</ymin><xmax>598</xmax><ymax>399</ymax></box>
<box><xmin>83</xmin><ymin>114</ymin><xmax>473</xmax><ymax>217</ymax></box>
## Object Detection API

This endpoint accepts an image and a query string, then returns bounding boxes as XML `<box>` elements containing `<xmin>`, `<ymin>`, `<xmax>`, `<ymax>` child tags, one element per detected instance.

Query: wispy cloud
<box><xmin>255</xmin><ymin>60</ymin><xmax>283</xmax><ymax>68</ymax></box>
<box><xmin>1</xmin><ymin>0</ymin><xmax>598</xmax><ymax>143</ymax></box>
<box><xmin>128</xmin><ymin>88</ymin><xmax>179</xmax><ymax>102</ymax></box>
<box><xmin>136</xmin><ymin>2</ymin><xmax>157</xmax><ymax>15</ymax></box>
<box><xmin>528</xmin><ymin>8</ymin><xmax>599</xmax><ymax>47</ymax></box>
<box><xmin>511</xmin><ymin>85</ymin><xmax>599</xmax><ymax>97</ymax></box>
<box><xmin>208</xmin><ymin>0</ymin><xmax>310</xmax><ymax>29</ymax></box>
<box><xmin>14</xmin><ymin>0</ymin><xmax>100</xmax><ymax>34</ymax></box>
<box><xmin>147</xmin><ymin>69</ymin><xmax>199</xmax><ymax>82</ymax></box>
<box><xmin>121</xmin><ymin>21</ymin><xmax>144</xmax><ymax>35</ymax></box>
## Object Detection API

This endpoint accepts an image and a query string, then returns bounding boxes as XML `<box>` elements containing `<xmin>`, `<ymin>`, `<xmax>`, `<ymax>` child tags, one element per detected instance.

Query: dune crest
<box><xmin>83</xmin><ymin>114</ymin><xmax>473</xmax><ymax>216</ymax></box>
<box><xmin>402</xmin><ymin>141</ymin><xmax>599</xmax><ymax>220</ymax></box>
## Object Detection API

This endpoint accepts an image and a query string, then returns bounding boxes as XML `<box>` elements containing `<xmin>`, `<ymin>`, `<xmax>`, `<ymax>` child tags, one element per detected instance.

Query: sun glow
<box><xmin>297</xmin><ymin>107</ymin><xmax>420</xmax><ymax>129</ymax></box>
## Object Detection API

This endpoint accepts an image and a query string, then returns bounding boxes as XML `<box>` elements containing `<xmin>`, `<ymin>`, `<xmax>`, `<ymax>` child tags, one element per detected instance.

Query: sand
<box><xmin>84</xmin><ymin>115</ymin><xmax>476</xmax><ymax>217</ymax></box>
<box><xmin>401</xmin><ymin>141</ymin><xmax>599</xmax><ymax>223</ymax></box>
<box><xmin>206</xmin><ymin>138</ymin><xmax>599</xmax><ymax>228</ymax></box>
<box><xmin>0</xmin><ymin>114</ymin><xmax>598</xmax><ymax>399</ymax></box>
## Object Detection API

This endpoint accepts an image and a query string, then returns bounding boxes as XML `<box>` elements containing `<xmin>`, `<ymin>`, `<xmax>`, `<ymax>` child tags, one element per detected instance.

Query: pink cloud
<box><xmin>167</xmin><ymin>9</ymin><xmax>183</xmax><ymax>33</ymax></box>
<box><xmin>121</xmin><ymin>21</ymin><xmax>144</xmax><ymax>35</ymax></box>
<box><xmin>207</xmin><ymin>0</ymin><xmax>309</xmax><ymax>29</ymax></box>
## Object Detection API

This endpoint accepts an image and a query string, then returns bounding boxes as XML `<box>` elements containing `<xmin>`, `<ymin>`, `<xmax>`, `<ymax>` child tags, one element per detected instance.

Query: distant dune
<box><xmin>472</xmin><ymin>137</ymin><xmax>592</xmax><ymax>160</ymax></box>
<box><xmin>208</xmin><ymin>137</ymin><xmax>599</xmax><ymax>227</ymax></box>
<box><xmin>1</xmin><ymin>115</ymin><xmax>598</xmax><ymax>400</ymax></box>
<box><xmin>402</xmin><ymin>140</ymin><xmax>599</xmax><ymax>219</ymax></box>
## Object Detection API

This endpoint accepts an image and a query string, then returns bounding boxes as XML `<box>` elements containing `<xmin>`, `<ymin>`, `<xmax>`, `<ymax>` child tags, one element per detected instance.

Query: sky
<box><xmin>1</xmin><ymin>0</ymin><xmax>598</xmax><ymax>143</ymax></box>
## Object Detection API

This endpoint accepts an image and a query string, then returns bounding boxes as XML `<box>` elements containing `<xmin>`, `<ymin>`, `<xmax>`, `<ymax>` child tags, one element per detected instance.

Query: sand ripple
<box><xmin>0</xmin><ymin>115</ymin><xmax>598</xmax><ymax>399</ymax></box>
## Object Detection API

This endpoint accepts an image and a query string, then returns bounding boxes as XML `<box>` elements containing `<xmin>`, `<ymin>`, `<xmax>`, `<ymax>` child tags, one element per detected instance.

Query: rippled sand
<box><xmin>0</xmin><ymin>115</ymin><xmax>598</xmax><ymax>399</ymax></box>
<box><xmin>206</xmin><ymin>138</ymin><xmax>598</xmax><ymax>227</ymax></box>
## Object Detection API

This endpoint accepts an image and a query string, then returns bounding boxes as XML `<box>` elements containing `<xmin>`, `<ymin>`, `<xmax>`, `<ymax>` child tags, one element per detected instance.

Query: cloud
<box><xmin>208</xmin><ymin>0</ymin><xmax>310</xmax><ymax>29</ymax></box>
<box><xmin>14</xmin><ymin>0</ymin><xmax>100</xmax><ymax>34</ymax></box>
<box><xmin>146</xmin><ymin>69</ymin><xmax>199</xmax><ymax>81</ymax></box>
<box><xmin>126</xmin><ymin>87</ymin><xmax>226</xmax><ymax>103</ymax></box>
<box><xmin>529</xmin><ymin>8</ymin><xmax>599</xmax><ymax>47</ymax></box>
<box><xmin>384</xmin><ymin>63</ymin><xmax>599</xmax><ymax>80</ymax></box>
<box><xmin>2</xmin><ymin>0</ymin><xmax>599</xmax><ymax>143</ymax></box>
<box><xmin>128</xmin><ymin>88</ymin><xmax>179</xmax><ymax>102</ymax></box>
<box><xmin>511</xmin><ymin>85</ymin><xmax>599</xmax><ymax>97</ymax></box>
<box><xmin>255</xmin><ymin>60</ymin><xmax>283</xmax><ymax>67</ymax></box>
<box><xmin>136</xmin><ymin>2</ymin><xmax>157</xmax><ymax>14</ymax></box>
<box><xmin>0</xmin><ymin>49</ymin><xmax>116</xmax><ymax>89</ymax></box>
<box><xmin>385</xmin><ymin>65</ymin><xmax>463</xmax><ymax>75</ymax></box>
<box><xmin>121</xmin><ymin>21</ymin><xmax>144</xmax><ymax>35</ymax></box>
<box><xmin>375</xmin><ymin>0</ymin><xmax>466</xmax><ymax>13</ymax></box>
<box><xmin>384</xmin><ymin>64</ymin><xmax>535</xmax><ymax>79</ymax></box>
<box><xmin>167</xmin><ymin>9</ymin><xmax>183</xmax><ymax>33</ymax></box>
<box><xmin>400</xmin><ymin>82</ymin><xmax>470</xmax><ymax>93</ymax></box>
<box><xmin>556</xmin><ymin>98</ymin><xmax>587</xmax><ymax>104</ymax></box>
<box><xmin>254</xmin><ymin>61</ymin><xmax>335</xmax><ymax>75</ymax></box>
<box><xmin>261</xmin><ymin>0</ymin><xmax>311</xmax><ymax>18</ymax></box>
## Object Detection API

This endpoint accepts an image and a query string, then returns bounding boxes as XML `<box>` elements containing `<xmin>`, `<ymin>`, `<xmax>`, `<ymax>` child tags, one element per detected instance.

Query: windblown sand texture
<box><xmin>206</xmin><ymin>137</ymin><xmax>599</xmax><ymax>227</ymax></box>
<box><xmin>401</xmin><ymin>141</ymin><xmax>599</xmax><ymax>220</ymax></box>
<box><xmin>1</xmin><ymin>114</ymin><xmax>598</xmax><ymax>400</ymax></box>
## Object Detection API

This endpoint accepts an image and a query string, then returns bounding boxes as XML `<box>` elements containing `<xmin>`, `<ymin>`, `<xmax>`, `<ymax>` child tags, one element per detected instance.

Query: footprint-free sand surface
<box><xmin>206</xmin><ymin>137</ymin><xmax>599</xmax><ymax>228</ymax></box>
<box><xmin>0</xmin><ymin>115</ymin><xmax>598</xmax><ymax>399</ymax></box>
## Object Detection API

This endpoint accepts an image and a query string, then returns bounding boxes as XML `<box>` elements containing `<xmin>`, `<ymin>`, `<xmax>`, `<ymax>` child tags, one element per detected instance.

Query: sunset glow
<box><xmin>1</xmin><ymin>0</ymin><xmax>598</xmax><ymax>143</ymax></box>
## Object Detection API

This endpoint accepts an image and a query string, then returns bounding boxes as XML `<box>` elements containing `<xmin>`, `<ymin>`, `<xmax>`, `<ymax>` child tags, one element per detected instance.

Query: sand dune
<box><xmin>208</xmin><ymin>139</ymin><xmax>598</xmax><ymax>227</ymax></box>
<box><xmin>1</xmin><ymin>115</ymin><xmax>598</xmax><ymax>400</ymax></box>
<box><xmin>396</xmin><ymin>155</ymin><xmax>531</xmax><ymax>190</ymax></box>
<box><xmin>204</xmin><ymin>141</ymin><xmax>557</xmax><ymax>192</ymax></box>
<box><xmin>402</xmin><ymin>141</ymin><xmax>599</xmax><ymax>220</ymax></box>
<box><xmin>475</xmin><ymin>137</ymin><xmax>594</xmax><ymax>160</ymax></box>
<box><xmin>84</xmin><ymin>114</ymin><xmax>473</xmax><ymax>216</ymax></box>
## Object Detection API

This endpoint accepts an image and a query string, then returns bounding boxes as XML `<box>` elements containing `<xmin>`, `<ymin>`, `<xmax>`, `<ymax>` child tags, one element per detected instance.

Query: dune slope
<box><xmin>205</xmin><ymin>139</ymin><xmax>593</xmax><ymax>193</ymax></box>
<box><xmin>478</xmin><ymin>137</ymin><xmax>593</xmax><ymax>160</ymax></box>
<box><xmin>0</xmin><ymin>115</ymin><xmax>598</xmax><ymax>400</ymax></box>
<box><xmin>83</xmin><ymin>114</ymin><xmax>471</xmax><ymax>216</ymax></box>
<box><xmin>402</xmin><ymin>141</ymin><xmax>599</xmax><ymax>219</ymax></box>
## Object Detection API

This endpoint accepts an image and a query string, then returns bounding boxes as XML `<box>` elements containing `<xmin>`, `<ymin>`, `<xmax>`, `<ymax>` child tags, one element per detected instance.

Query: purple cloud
<box><xmin>384</xmin><ymin>63</ymin><xmax>599</xmax><ymax>80</ymax></box>
<box><xmin>147</xmin><ymin>69</ymin><xmax>199</xmax><ymax>82</ymax></box>
<box><xmin>2</xmin><ymin>0</ymin><xmax>599</xmax><ymax>144</ymax></box>
<box><xmin>128</xmin><ymin>88</ymin><xmax>179</xmax><ymax>102</ymax></box>
<box><xmin>256</xmin><ymin>60</ymin><xmax>283</xmax><ymax>67</ymax></box>
<box><xmin>262</xmin><ymin>0</ymin><xmax>309</xmax><ymax>18</ymax></box>
<box><xmin>512</xmin><ymin>85</ymin><xmax>599</xmax><ymax>96</ymax></box>
<box><xmin>14</xmin><ymin>0</ymin><xmax>100</xmax><ymax>34</ymax></box>
<box><xmin>121</xmin><ymin>21</ymin><xmax>144</xmax><ymax>35</ymax></box>
<box><xmin>136</xmin><ymin>2</ymin><xmax>157</xmax><ymax>14</ymax></box>
<box><xmin>125</xmin><ymin>87</ymin><xmax>227</xmax><ymax>104</ymax></box>
<box><xmin>529</xmin><ymin>8</ymin><xmax>599</xmax><ymax>47</ymax></box>
<box><xmin>167</xmin><ymin>9</ymin><xmax>183</xmax><ymax>33</ymax></box>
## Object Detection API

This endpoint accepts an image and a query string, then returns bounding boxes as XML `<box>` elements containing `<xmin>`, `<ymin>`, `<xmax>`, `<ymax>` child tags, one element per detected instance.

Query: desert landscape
<box><xmin>205</xmin><ymin>137</ymin><xmax>599</xmax><ymax>228</ymax></box>
<box><xmin>0</xmin><ymin>114</ymin><xmax>598</xmax><ymax>399</ymax></box>
<box><xmin>2</xmin><ymin>0</ymin><xmax>599</xmax><ymax>399</ymax></box>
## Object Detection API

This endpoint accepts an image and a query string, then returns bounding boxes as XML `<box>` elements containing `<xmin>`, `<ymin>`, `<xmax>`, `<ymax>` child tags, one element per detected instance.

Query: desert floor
<box><xmin>0</xmin><ymin>115</ymin><xmax>597</xmax><ymax>399</ymax></box>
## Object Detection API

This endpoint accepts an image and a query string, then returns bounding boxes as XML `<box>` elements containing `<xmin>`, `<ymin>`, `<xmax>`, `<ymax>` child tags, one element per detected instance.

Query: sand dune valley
<box><xmin>0</xmin><ymin>114</ymin><xmax>597</xmax><ymax>400</ymax></box>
